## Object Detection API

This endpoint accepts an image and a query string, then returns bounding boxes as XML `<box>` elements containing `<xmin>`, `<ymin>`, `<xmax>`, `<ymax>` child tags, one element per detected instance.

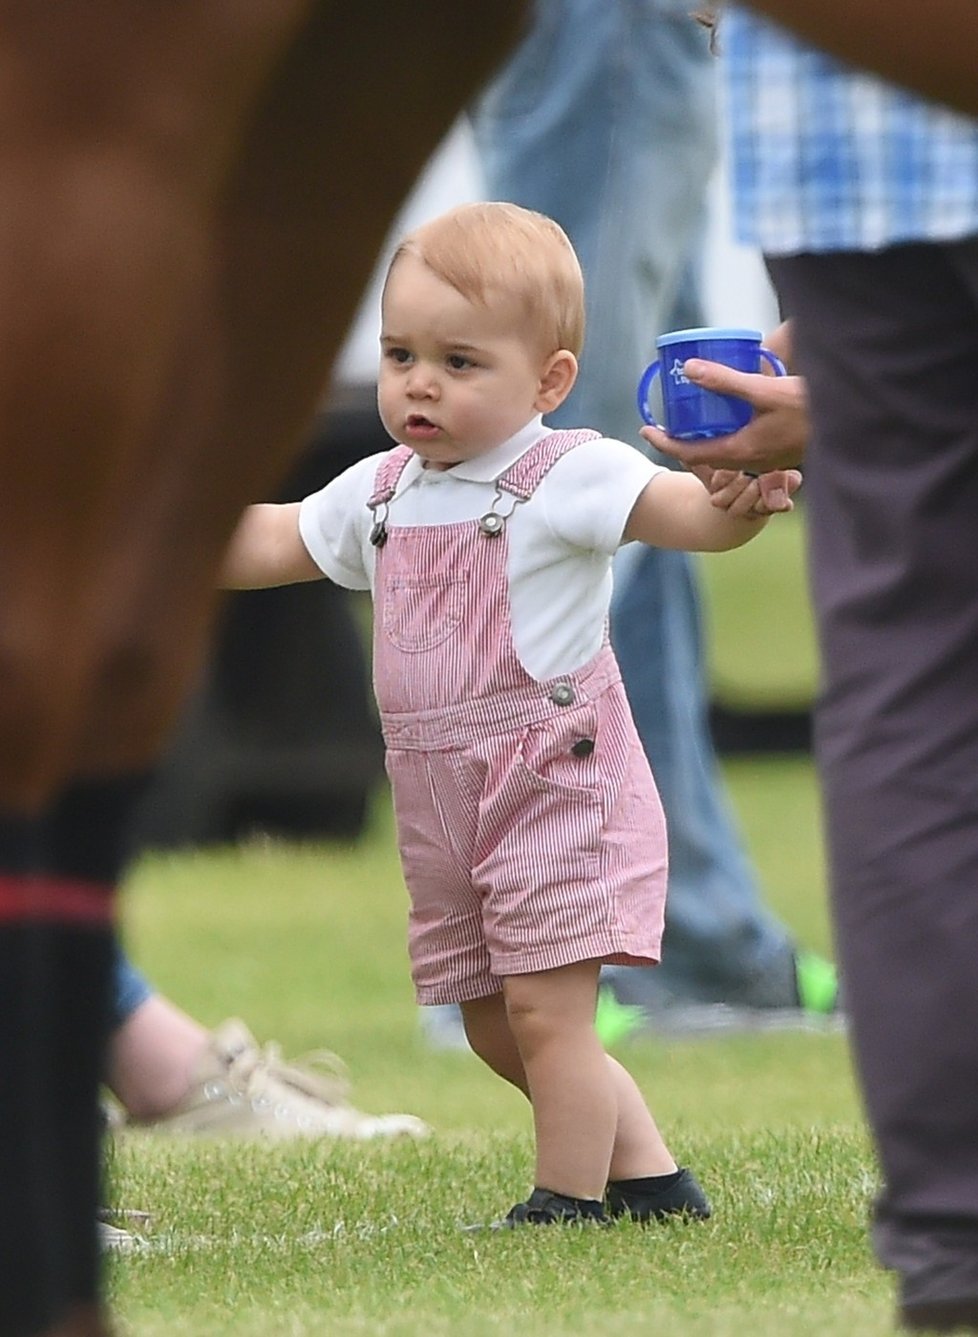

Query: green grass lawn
<box><xmin>111</xmin><ymin>764</ymin><xmax>890</xmax><ymax>1335</ymax></box>
<box><xmin>108</xmin><ymin>509</ymin><xmax>894</xmax><ymax>1334</ymax></box>
<box><xmin>699</xmin><ymin>502</ymin><xmax>818</xmax><ymax>710</ymax></box>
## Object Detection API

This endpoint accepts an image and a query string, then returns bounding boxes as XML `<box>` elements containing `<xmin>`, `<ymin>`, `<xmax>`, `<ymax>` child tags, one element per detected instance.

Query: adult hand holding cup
<box><xmin>636</xmin><ymin>327</ymin><xmax>787</xmax><ymax>441</ymax></box>
<box><xmin>640</xmin><ymin>352</ymin><xmax>810</xmax><ymax>477</ymax></box>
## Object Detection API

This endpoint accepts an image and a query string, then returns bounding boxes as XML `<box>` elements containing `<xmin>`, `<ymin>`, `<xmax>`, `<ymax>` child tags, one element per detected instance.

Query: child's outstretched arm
<box><xmin>622</xmin><ymin>466</ymin><xmax>801</xmax><ymax>552</ymax></box>
<box><xmin>220</xmin><ymin>502</ymin><xmax>324</xmax><ymax>589</ymax></box>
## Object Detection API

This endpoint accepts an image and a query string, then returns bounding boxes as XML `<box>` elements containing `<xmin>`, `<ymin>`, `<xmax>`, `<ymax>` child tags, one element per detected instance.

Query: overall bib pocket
<box><xmin>381</xmin><ymin>573</ymin><xmax>469</xmax><ymax>652</ymax></box>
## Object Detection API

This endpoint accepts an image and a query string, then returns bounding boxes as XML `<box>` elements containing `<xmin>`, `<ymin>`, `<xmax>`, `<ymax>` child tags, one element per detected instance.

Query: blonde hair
<box><xmin>388</xmin><ymin>201</ymin><xmax>585</xmax><ymax>357</ymax></box>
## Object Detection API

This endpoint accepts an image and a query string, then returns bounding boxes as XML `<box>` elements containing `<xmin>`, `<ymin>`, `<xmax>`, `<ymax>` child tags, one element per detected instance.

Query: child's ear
<box><xmin>535</xmin><ymin>350</ymin><xmax>578</xmax><ymax>414</ymax></box>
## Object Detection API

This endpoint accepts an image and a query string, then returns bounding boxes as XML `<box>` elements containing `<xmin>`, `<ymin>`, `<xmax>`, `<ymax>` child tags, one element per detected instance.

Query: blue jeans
<box><xmin>471</xmin><ymin>0</ymin><xmax>796</xmax><ymax>1005</ymax></box>
<box><xmin>110</xmin><ymin>943</ymin><xmax>152</xmax><ymax>1031</ymax></box>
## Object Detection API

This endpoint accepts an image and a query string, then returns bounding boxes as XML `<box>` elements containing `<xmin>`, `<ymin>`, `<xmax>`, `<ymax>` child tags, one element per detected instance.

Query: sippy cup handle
<box><xmin>636</xmin><ymin>360</ymin><xmax>662</xmax><ymax>428</ymax></box>
<box><xmin>759</xmin><ymin>348</ymin><xmax>787</xmax><ymax>377</ymax></box>
<box><xmin>636</xmin><ymin>345</ymin><xmax>786</xmax><ymax>432</ymax></box>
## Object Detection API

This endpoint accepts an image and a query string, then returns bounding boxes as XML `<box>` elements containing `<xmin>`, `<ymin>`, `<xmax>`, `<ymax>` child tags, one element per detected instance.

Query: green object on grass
<box><xmin>595</xmin><ymin>985</ymin><xmax>647</xmax><ymax>1047</ymax></box>
<box><xmin>794</xmin><ymin>948</ymin><xmax>839</xmax><ymax>1015</ymax></box>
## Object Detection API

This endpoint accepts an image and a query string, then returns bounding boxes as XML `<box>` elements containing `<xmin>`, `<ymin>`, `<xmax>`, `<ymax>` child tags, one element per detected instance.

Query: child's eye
<box><xmin>446</xmin><ymin>353</ymin><xmax>474</xmax><ymax>371</ymax></box>
<box><xmin>385</xmin><ymin>346</ymin><xmax>412</xmax><ymax>365</ymax></box>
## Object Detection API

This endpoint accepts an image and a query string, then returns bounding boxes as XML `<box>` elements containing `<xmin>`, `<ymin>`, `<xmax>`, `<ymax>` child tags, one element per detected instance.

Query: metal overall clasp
<box><xmin>369</xmin><ymin>499</ymin><xmax>390</xmax><ymax>547</ymax></box>
<box><xmin>478</xmin><ymin>485</ymin><xmax>522</xmax><ymax>537</ymax></box>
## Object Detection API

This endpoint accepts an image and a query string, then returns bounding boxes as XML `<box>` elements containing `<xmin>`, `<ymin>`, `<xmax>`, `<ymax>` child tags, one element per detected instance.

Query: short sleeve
<box><xmin>539</xmin><ymin>438</ymin><xmax>667</xmax><ymax>554</ymax></box>
<box><xmin>297</xmin><ymin>453</ymin><xmax>386</xmax><ymax>591</ymax></box>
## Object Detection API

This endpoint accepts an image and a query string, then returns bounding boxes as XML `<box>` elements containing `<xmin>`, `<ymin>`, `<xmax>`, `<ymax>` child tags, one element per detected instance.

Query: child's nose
<box><xmin>406</xmin><ymin>364</ymin><xmax>438</xmax><ymax>397</ymax></box>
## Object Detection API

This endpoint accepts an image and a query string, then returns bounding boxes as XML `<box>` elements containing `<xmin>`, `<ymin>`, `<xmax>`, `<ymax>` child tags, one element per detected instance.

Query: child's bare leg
<box><xmin>460</xmin><ymin>993</ymin><xmax>529</xmax><ymax>1094</ymax></box>
<box><xmin>503</xmin><ymin>961</ymin><xmax>622</xmax><ymax>1200</ymax></box>
<box><xmin>464</xmin><ymin>972</ymin><xmax>710</xmax><ymax>1222</ymax></box>
<box><xmin>465</xmin><ymin>974</ymin><xmax>678</xmax><ymax>1188</ymax></box>
<box><xmin>605</xmin><ymin>1055</ymin><xmax>677</xmax><ymax>1180</ymax></box>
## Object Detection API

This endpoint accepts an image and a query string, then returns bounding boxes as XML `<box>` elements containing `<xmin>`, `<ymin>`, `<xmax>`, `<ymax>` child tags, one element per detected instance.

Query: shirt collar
<box><xmin>398</xmin><ymin>416</ymin><xmax>550</xmax><ymax>487</ymax></box>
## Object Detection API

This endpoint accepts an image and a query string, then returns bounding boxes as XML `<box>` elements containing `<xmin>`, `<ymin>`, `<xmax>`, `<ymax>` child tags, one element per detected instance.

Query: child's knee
<box><xmin>503</xmin><ymin>981</ymin><xmax>555</xmax><ymax>1050</ymax></box>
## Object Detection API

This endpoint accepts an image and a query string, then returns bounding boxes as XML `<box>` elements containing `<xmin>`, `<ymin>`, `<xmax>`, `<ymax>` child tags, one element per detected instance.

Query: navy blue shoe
<box><xmin>606</xmin><ymin>1167</ymin><xmax>712</xmax><ymax>1222</ymax></box>
<box><xmin>466</xmin><ymin>1187</ymin><xmax>609</xmax><ymax>1231</ymax></box>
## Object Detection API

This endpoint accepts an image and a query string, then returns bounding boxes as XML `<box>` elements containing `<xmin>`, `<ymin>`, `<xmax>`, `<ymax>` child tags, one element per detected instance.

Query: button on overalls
<box><xmin>367</xmin><ymin>430</ymin><xmax>667</xmax><ymax>1004</ymax></box>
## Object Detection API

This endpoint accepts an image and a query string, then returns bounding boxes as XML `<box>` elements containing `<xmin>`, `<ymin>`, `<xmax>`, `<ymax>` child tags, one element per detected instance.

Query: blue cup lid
<box><xmin>656</xmin><ymin>326</ymin><xmax>762</xmax><ymax>348</ymax></box>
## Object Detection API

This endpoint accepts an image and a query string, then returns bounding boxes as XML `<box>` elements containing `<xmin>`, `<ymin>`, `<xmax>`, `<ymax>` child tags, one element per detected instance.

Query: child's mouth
<box><xmin>405</xmin><ymin>414</ymin><xmax>440</xmax><ymax>439</ymax></box>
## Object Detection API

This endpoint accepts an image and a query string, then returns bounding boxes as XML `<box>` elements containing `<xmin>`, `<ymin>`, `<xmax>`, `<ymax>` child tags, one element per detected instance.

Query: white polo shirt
<box><xmin>298</xmin><ymin>416</ymin><xmax>664</xmax><ymax>682</ymax></box>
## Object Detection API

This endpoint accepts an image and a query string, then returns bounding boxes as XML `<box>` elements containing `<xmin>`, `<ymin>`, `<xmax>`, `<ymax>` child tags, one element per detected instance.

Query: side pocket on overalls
<box><xmin>512</xmin><ymin>704</ymin><xmax>605</xmax><ymax>860</ymax></box>
<box><xmin>516</xmin><ymin>702</ymin><xmax>602</xmax><ymax>796</ymax></box>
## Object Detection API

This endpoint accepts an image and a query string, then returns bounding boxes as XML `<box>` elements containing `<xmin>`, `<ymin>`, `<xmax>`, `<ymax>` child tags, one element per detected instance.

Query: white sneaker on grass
<box><xmin>118</xmin><ymin>1019</ymin><xmax>430</xmax><ymax>1142</ymax></box>
<box><xmin>97</xmin><ymin>1209</ymin><xmax>151</xmax><ymax>1253</ymax></box>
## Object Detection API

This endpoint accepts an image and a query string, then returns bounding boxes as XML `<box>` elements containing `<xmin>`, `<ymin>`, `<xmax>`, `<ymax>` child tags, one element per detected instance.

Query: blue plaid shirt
<box><xmin>721</xmin><ymin>8</ymin><xmax>978</xmax><ymax>255</ymax></box>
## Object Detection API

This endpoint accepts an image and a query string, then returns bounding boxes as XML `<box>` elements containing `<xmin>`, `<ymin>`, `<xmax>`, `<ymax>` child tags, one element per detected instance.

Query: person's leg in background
<box><xmin>606</xmin><ymin>540</ymin><xmax>810</xmax><ymax>1015</ymax></box>
<box><xmin>104</xmin><ymin>943</ymin><xmax>429</xmax><ymax>1140</ymax></box>
<box><xmin>468</xmin><ymin>0</ymin><xmax>834</xmax><ymax>1036</ymax></box>
<box><xmin>769</xmin><ymin>240</ymin><xmax>978</xmax><ymax>1331</ymax></box>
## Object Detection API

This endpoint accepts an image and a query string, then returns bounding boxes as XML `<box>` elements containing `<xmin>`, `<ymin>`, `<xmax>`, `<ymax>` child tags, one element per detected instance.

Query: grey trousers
<box><xmin>769</xmin><ymin>238</ymin><xmax>978</xmax><ymax>1306</ymax></box>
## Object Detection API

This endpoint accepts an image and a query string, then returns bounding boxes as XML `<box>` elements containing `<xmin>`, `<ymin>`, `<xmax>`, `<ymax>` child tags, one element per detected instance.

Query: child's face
<box><xmin>378</xmin><ymin>251</ymin><xmax>557</xmax><ymax>468</ymax></box>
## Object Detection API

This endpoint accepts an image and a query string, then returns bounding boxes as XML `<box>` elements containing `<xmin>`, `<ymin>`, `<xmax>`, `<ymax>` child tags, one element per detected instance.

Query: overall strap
<box><xmin>367</xmin><ymin>444</ymin><xmax>414</xmax><ymax>510</ymax></box>
<box><xmin>496</xmin><ymin>428</ymin><xmax>602</xmax><ymax>500</ymax></box>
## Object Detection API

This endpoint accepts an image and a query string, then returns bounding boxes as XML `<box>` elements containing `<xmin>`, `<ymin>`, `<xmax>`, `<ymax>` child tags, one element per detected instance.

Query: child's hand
<box><xmin>707</xmin><ymin>467</ymin><xmax>803</xmax><ymax>518</ymax></box>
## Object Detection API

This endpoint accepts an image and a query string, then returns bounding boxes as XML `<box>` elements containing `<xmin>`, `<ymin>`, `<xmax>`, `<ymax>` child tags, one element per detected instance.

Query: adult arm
<box><xmin>745</xmin><ymin>1</ymin><xmax>978</xmax><ymax>116</ymax></box>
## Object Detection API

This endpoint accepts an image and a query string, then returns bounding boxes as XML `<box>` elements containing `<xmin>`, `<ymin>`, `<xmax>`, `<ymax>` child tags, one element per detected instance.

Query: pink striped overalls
<box><xmin>368</xmin><ymin>430</ymin><xmax>667</xmax><ymax>1004</ymax></box>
